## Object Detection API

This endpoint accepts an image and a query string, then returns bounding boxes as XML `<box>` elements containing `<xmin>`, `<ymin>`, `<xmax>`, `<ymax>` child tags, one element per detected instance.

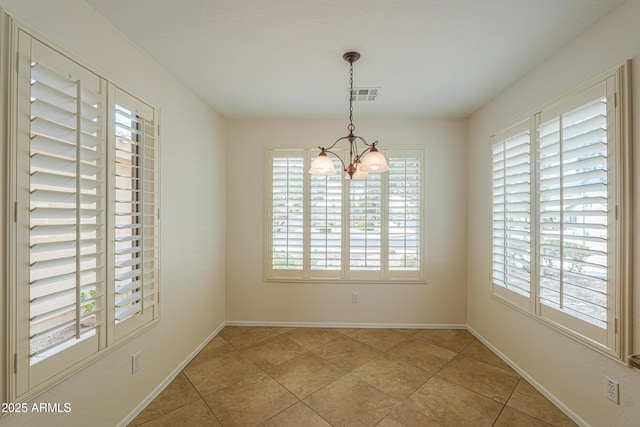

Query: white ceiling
<box><xmin>84</xmin><ymin>0</ymin><xmax>625</xmax><ymax>120</ymax></box>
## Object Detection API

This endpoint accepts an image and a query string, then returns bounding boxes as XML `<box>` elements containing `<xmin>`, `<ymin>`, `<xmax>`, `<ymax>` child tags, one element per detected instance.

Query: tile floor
<box><xmin>129</xmin><ymin>327</ymin><xmax>578</xmax><ymax>427</ymax></box>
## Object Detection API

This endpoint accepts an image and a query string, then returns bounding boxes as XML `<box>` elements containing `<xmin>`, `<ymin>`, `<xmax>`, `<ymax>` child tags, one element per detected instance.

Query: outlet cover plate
<box><xmin>605</xmin><ymin>377</ymin><xmax>619</xmax><ymax>404</ymax></box>
<box><xmin>132</xmin><ymin>352</ymin><xmax>141</xmax><ymax>373</ymax></box>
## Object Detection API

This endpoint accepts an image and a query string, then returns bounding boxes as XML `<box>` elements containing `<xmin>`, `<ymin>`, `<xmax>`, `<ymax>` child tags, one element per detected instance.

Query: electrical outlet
<box><xmin>352</xmin><ymin>292</ymin><xmax>359</xmax><ymax>303</ymax></box>
<box><xmin>605</xmin><ymin>377</ymin><xmax>619</xmax><ymax>404</ymax></box>
<box><xmin>132</xmin><ymin>352</ymin><xmax>141</xmax><ymax>373</ymax></box>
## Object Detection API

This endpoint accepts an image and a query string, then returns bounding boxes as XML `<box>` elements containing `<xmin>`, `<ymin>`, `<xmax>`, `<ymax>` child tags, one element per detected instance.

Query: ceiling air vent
<box><xmin>348</xmin><ymin>87</ymin><xmax>380</xmax><ymax>101</ymax></box>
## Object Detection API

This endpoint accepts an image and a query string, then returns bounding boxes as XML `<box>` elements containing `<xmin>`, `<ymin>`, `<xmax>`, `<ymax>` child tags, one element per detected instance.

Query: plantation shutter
<box><xmin>491</xmin><ymin>122</ymin><xmax>532</xmax><ymax>307</ymax></box>
<box><xmin>309</xmin><ymin>156</ymin><xmax>342</xmax><ymax>273</ymax></box>
<box><xmin>270</xmin><ymin>153</ymin><xmax>305</xmax><ymax>273</ymax></box>
<box><xmin>16</xmin><ymin>32</ymin><xmax>106</xmax><ymax>391</ymax></box>
<box><xmin>489</xmin><ymin>70</ymin><xmax>626</xmax><ymax>357</ymax></box>
<box><xmin>387</xmin><ymin>151</ymin><xmax>422</xmax><ymax>277</ymax></box>
<box><xmin>537</xmin><ymin>80</ymin><xmax>615</xmax><ymax>344</ymax></box>
<box><xmin>10</xmin><ymin>25</ymin><xmax>163</xmax><ymax>401</ymax></box>
<box><xmin>266</xmin><ymin>147</ymin><xmax>425</xmax><ymax>282</ymax></box>
<box><xmin>112</xmin><ymin>88</ymin><xmax>160</xmax><ymax>340</ymax></box>
<box><xmin>349</xmin><ymin>173</ymin><xmax>382</xmax><ymax>271</ymax></box>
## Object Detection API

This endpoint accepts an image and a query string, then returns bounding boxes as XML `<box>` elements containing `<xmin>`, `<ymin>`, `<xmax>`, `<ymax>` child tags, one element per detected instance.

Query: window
<box><xmin>266</xmin><ymin>147</ymin><xmax>425</xmax><ymax>282</ymax></box>
<box><xmin>491</xmin><ymin>67</ymin><xmax>632</xmax><ymax>359</ymax></box>
<box><xmin>9</xmin><ymin>29</ymin><xmax>159</xmax><ymax>401</ymax></box>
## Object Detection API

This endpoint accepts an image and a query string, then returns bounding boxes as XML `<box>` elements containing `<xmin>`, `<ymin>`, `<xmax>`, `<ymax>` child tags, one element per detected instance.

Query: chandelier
<box><xmin>308</xmin><ymin>51</ymin><xmax>389</xmax><ymax>180</ymax></box>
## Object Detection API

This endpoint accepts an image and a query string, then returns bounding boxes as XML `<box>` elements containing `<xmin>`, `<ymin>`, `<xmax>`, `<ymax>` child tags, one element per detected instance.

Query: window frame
<box><xmin>6</xmin><ymin>19</ymin><xmax>161</xmax><ymax>402</ymax></box>
<box><xmin>489</xmin><ymin>64</ymin><xmax>632</xmax><ymax>362</ymax></box>
<box><xmin>265</xmin><ymin>146</ymin><xmax>427</xmax><ymax>284</ymax></box>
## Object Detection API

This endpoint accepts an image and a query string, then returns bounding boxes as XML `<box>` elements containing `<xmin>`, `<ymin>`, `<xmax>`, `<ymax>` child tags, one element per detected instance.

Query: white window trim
<box><xmin>4</xmin><ymin>14</ymin><xmax>161</xmax><ymax>402</ymax></box>
<box><xmin>489</xmin><ymin>63</ymin><xmax>633</xmax><ymax>363</ymax></box>
<box><xmin>265</xmin><ymin>146</ymin><xmax>427</xmax><ymax>284</ymax></box>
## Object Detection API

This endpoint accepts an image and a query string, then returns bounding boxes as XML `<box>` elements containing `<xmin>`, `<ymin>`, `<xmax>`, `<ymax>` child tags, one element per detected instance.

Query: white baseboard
<box><xmin>466</xmin><ymin>325</ymin><xmax>589</xmax><ymax>427</ymax></box>
<box><xmin>224</xmin><ymin>320</ymin><xmax>467</xmax><ymax>329</ymax></box>
<box><xmin>117</xmin><ymin>321</ymin><xmax>226</xmax><ymax>427</ymax></box>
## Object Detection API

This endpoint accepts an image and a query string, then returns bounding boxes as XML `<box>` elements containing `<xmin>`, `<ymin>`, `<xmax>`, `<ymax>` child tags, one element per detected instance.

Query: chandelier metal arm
<box><xmin>318</xmin><ymin>135</ymin><xmax>380</xmax><ymax>174</ymax></box>
<box><xmin>319</xmin><ymin>147</ymin><xmax>347</xmax><ymax>171</ymax></box>
<box><xmin>353</xmin><ymin>143</ymin><xmax>378</xmax><ymax>163</ymax></box>
<box><xmin>322</xmin><ymin>134</ymin><xmax>376</xmax><ymax>153</ymax></box>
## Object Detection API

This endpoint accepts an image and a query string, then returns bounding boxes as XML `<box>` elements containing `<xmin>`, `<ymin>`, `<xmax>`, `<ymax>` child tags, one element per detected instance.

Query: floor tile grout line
<box><xmin>132</xmin><ymin>395</ymin><xmax>207</xmax><ymax>427</ymax></box>
<box><xmin>342</xmin><ymin>328</ymin><xmax>412</xmax><ymax>351</ymax></box>
<box><xmin>498</xmin><ymin>405</ymin><xmax>556</xmax><ymax>427</ymax></box>
<box><xmin>187</xmin><ymin>335</ymin><xmax>288</xmax><ymax>425</ymax></box>
<box><xmin>130</xmin><ymin>372</ymin><xmax>205</xmax><ymax>427</ymax></box>
<box><xmin>240</xmin><ymin>340</ymin><xmax>348</xmax><ymax>401</ymax></box>
<box><xmin>256</xmin><ymin>398</ymin><xmax>301</xmax><ymax>426</ymax></box>
<box><xmin>230</xmin><ymin>328</ymin><xmax>351</xmax><ymax>425</ymax></box>
<box><xmin>500</xmin><ymin>379</ymin><xmax>561</xmax><ymax>427</ymax></box>
<box><xmin>279</xmin><ymin>330</ymin><xmax>343</xmax><ymax>353</ymax></box>
<box><xmin>428</xmin><ymin>370</ymin><xmax>520</xmax><ymax>408</ymax></box>
<box><xmin>402</xmin><ymin>334</ymin><xmax>516</xmax><ymax>425</ymax></box>
<box><xmin>254</xmin><ymin>328</ymin><xmax>418</xmax><ymax>426</ymax></box>
<box><xmin>299</xmin><ymin>400</ymin><xmax>335</xmax><ymax>427</ymax></box>
<box><xmin>231</xmin><ymin>327</ymin><xmax>349</xmax><ymax>426</ymax></box>
<box><xmin>181</xmin><ymin>369</ymin><xmax>225</xmax><ymax>426</ymax></box>
<box><xmin>491</xmin><ymin>377</ymin><xmax>523</xmax><ymax>427</ymax></box>
<box><xmin>389</xmin><ymin>335</ymin><xmax>488</xmax><ymax>426</ymax></box>
<box><xmin>303</xmin><ymin>332</ymin><xmax>436</xmax><ymax>426</ymax></box>
<box><xmin>451</xmin><ymin>352</ymin><xmax>521</xmax><ymax>377</ymax></box>
<box><xmin>301</xmin><ymin>371</ymin><xmax>400</xmax><ymax>427</ymax></box>
<box><xmin>423</xmin><ymin>335</ymin><xmax>527</xmax><ymax>407</ymax></box>
<box><xmin>264</xmin><ymin>331</ymin><xmax>476</xmax><ymax>423</ymax></box>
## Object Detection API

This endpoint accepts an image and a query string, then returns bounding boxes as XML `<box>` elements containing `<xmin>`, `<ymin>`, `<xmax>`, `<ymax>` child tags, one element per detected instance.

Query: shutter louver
<box><xmin>538</xmin><ymin>97</ymin><xmax>608</xmax><ymax>329</ymax></box>
<box><xmin>114</xmin><ymin>103</ymin><xmax>159</xmax><ymax>324</ymax></box>
<box><xmin>28</xmin><ymin>58</ymin><xmax>105</xmax><ymax>359</ymax></box>
<box><xmin>272</xmin><ymin>157</ymin><xmax>304</xmax><ymax>269</ymax></box>
<box><xmin>310</xmin><ymin>157</ymin><xmax>342</xmax><ymax>270</ymax></box>
<box><xmin>388</xmin><ymin>156</ymin><xmax>421</xmax><ymax>271</ymax></box>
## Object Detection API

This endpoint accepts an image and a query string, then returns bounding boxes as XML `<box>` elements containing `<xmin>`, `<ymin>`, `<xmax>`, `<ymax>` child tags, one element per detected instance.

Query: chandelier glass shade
<box><xmin>308</xmin><ymin>51</ymin><xmax>389</xmax><ymax>180</ymax></box>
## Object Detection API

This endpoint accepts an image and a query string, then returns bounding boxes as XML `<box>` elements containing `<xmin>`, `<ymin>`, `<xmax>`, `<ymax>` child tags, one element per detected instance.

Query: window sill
<box><xmin>489</xmin><ymin>292</ymin><xmax>626</xmax><ymax>365</ymax></box>
<box><xmin>265</xmin><ymin>277</ymin><xmax>428</xmax><ymax>285</ymax></box>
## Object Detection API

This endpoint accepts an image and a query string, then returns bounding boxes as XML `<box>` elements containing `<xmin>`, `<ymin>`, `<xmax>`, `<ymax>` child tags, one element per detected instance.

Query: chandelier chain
<box><xmin>348</xmin><ymin>60</ymin><xmax>355</xmax><ymax>132</ymax></box>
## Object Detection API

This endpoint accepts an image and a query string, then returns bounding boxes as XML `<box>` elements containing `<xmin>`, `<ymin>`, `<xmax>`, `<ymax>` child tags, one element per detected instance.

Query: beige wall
<box><xmin>0</xmin><ymin>1</ymin><xmax>226</xmax><ymax>425</ymax></box>
<box><xmin>226</xmin><ymin>119</ymin><xmax>467</xmax><ymax>326</ymax></box>
<box><xmin>2</xmin><ymin>0</ymin><xmax>639</xmax><ymax>425</ymax></box>
<box><xmin>467</xmin><ymin>0</ymin><xmax>640</xmax><ymax>425</ymax></box>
